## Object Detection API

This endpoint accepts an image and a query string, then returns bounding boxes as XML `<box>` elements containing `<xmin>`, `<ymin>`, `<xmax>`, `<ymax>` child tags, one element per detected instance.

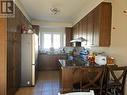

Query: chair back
<box><xmin>81</xmin><ymin>66</ymin><xmax>106</xmax><ymax>90</ymax></box>
<box><xmin>107</xmin><ymin>66</ymin><xmax>127</xmax><ymax>90</ymax></box>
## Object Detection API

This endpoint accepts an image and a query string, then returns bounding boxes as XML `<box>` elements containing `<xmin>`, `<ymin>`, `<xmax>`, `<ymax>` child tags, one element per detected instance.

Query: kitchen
<box><xmin>0</xmin><ymin>0</ymin><xmax>127</xmax><ymax>95</ymax></box>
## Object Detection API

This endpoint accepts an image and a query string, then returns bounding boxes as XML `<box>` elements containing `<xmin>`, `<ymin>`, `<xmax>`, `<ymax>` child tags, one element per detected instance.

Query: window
<box><xmin>44</xmin><ymin>34</ymin><xmax>51</xmax><ymax>49</ymax></box>
<box><xmin>53</xmin><ymin>34</ymin><xmax>60</xmax><ymax>49</ymax></box>
<box><xmin>40</xmin><ymin>31</ymin><xmax>65</xmax><ymax>50</ymax></box>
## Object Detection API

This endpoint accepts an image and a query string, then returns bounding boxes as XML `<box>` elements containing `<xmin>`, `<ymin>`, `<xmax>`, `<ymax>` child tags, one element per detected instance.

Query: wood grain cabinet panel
<box><xmin>82</xmin><ymin>17</ymin><xmax>88</xmax><ymax>45</ymax></box>
<box><xmin>60</xmin><ymin>68</ymin><xmax>73</xmax><ymax>92</ymax></box>
<box><xmin>72</xmin><ymin>25</ymin><xmax>76</xmax><ymax>39</ymax></box>
<box><xmin>65</xmin><ymin>27</ymin><xmax>73</xmax><ymax>46</ymax></box>
<box><xmin>87</xmin><ymin>12</ymin><xmax>94</xmax><ymax>46</ymax></box>
<box><xmin>39</xmin><ymin>54</ymin><xmax>66</xmax><ymax>70</ymax></box>
<box><xmin>99</xmin><ymin>3</ymin><xmax>112</xmax><ymax>46</ymax></box>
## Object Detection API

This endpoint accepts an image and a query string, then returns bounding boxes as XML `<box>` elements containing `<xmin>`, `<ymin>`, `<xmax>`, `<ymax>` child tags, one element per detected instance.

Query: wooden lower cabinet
<box><xmin>39</xmin><ymin>54</ymin><xmax>66</xmax><ymax>70</ymax></box>
<box><xmin>7</xmin><ymin>70</ymin><xmax>14</xmax><ymax>95</ymax></box>
<box><xmin>60</xmin><ymin>68</ymin><xmax>74</xmax><ymax>93</ymax></box>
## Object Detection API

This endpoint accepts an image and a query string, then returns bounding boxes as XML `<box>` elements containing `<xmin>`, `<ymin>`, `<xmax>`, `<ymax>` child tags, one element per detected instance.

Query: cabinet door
<box><xmin>39</xmin><ymin>54</ymin><xmax>50</xmax><ymax>70</ymax></box>
<box><xmin>93</xmin><ymin>8</ymin><xmax>100</xmax><ymax>46</ymax></box>
<box><xmin>72</xmin><ymin>26</ymin><xmax>76</xmax><ymax>39</ymax></box>
<box><xmin>73</xmin><ymin>25</ymin><xmax>77</xmax><ymax>39</ymax></box>
<box><xmin>78</xmin><ymin>21</ymin><xmax>82</xmax><ymax>38</ymax></box>
<box><xmin>75</xmin><ymin>24</ymin><xmax>78</xmax><ymax>39</ymax></box>
<box><xmin>7</xmin><ymin>70</ymin><xmax>15</xmax><ymax>95</ymax></box>
<box><xmin>51</xmin><ymin>55</ymin><xmax>60</xmax><ymax>70</ymax></box>
<box><xmin>65</xmin><ymin>27</ymin><xmax>72</xmax><ymax>46</ymax></box>
<box><xmin>61</xmin><ymin>68</ymin><xmax>73</xmax><ymax>92</ymax></box>
<box><xmin>87</xmin><ymin>12</ymin><xmax>94</xmax><ymax>46</ymax></box>
<box><xmin>80</xmin><ymin>21</ymin><xmax>83</xmax><ymax>38</ymax></box>
<box><xmin>99</xmin><ymin>3</ymin><xmax>111</xmax><ymax>46</ymax></box>
<box><xmin>7</xmin><ymin>32</ymin><xmax>14</xmax><ymax>71</ymax></box>
<box><xmin>13</xmin><ymin>32</ymin><xmax>21</xmax><ymax>90</ymax></box>
<box><xmin>39</xmin><ymin>54</ymin><xmax>60</xmax><ymax>70</ymax></box>
<box><xmin>82</xmin><ymin>17</ymin><xmax>88</xmax><ymax>46</ymax></box>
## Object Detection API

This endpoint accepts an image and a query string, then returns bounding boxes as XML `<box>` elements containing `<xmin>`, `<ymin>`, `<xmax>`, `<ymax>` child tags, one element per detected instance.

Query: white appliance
<box><xmin>21</xmin><ymin>33</ymin><xmax>38</xmax><ymax>86</ymax></box>
<box><xmin>95</xmin><ymin>55</ymin><xmax>107</xmax><ymax>65</ymax></box>
<box><xmin>58</xmin><ymin>90</ymin><xmax>94</xmax><ymax>95</ymax></box>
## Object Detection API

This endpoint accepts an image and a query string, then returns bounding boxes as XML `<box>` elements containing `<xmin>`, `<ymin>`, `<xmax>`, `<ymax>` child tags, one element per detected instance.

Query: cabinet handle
<box><xmin>102</xmin><ymin>58</ymin><xmax>105</xmax><ymax>61</ymax></box>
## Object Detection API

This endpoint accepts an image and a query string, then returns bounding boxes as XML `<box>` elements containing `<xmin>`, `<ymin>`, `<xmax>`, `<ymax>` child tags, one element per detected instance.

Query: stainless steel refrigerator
<box><xmin>21</xmin><ymin>33</ymin><xmax>38</xmax><ymax>86</ymax></box>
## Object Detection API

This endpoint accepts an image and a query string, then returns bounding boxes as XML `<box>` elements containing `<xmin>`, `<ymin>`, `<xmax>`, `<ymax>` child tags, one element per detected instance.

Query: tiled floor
<box><xmin>15</xmin><ymin>71</ymin><xmax>60</xmax><ymax>95</ymax></box>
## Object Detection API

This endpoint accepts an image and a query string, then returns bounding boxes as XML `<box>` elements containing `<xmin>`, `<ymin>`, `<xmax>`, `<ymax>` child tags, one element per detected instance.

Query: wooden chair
<box><xmin>106</xmin><ymin>66</ymin><xmax>127</xmax><ymax>95</ymax></box>
<box><xmin>72</xmin><ymin>66</ymin><xmax>106</xmax><ymax>95</ymax></box>
<box><xmin>80</xmin><ymin>66</ymin><xmax>106</xmax><ymax>95</ymax></box>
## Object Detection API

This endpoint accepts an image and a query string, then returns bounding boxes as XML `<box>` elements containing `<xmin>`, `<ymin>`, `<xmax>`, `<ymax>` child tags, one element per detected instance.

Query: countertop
<box><xmin>59</xmin><ymin>59</ymin><xmax>100</xmax><ymax>68</ymax></box>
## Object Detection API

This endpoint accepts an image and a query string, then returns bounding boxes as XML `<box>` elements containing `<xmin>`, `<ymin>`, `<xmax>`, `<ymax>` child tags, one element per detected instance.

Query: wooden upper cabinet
<box><xmin>72</xmin><ymin>2</ymin><xmax>112</xmax><ymax>47</ymax></box>
<box><xmin>87</xmin><ymin>11</ymin><xmax>94</xmax><ymax>46</ymax></box>
<box><xmin>75</xmin><ymin>24</ymin><xmax>78</xmax><ymax>39</ymax></box>
<box><xmin>82</xmin><ymin>17</ymin><xmax>88</xmax><ymax>45</ymax></box>
<box><xmin>78</xmin><ymin>21</ymin><xmax>82</xmax><ymax>37</ymax></box>
<box><xmin>65</xmin><ymin>27</ymin><xmax>73</xmax><ymax>46</ymax></box>
<box><xmin>72</xmin><ymin>25</ymin><xmax>76</xmax><ymax>39</ymax></box>
<box><xmin>98</xmin><ymin>2</ymin><xmax>112</xmax><ymax>46</ymax></box>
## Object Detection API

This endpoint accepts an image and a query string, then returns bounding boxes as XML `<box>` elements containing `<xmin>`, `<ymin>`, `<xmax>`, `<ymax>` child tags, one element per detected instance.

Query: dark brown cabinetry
<box><xmin>72</xmin><ymin>2</ymin><xmax>112</xmax><ymax>47</ymax></box>
<box><xmin>65</xmin><ymin>27</ymin><xmax>73</xmax><ymax>46</ymax></box>
<box><xmin>60</xmin><ymin>68</ymin><xmax>74</xmax><ymax>92</ymax></box>
<box><xmin>0</xmin><ymin>4</ymin><xmax>32</xmax><ymax>95</ymax></box>
<box><xmin>39</xmin><ymin>54</ymin><xmax>65</xmax><ymax>70</ymax></box>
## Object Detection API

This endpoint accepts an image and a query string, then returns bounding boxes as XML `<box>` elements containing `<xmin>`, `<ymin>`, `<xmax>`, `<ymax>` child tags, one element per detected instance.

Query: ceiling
<box><xmin>19</xmin><ymin>0</ymin><xmax>88</xmax><ymax>23</ymax></box>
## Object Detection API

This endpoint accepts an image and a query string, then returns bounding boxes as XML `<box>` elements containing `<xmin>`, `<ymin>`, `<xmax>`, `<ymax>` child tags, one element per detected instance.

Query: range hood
<box><xmin>70</xmin><ymin>37</ymin><xmax>87</xmax><ymax>43</ymax></box>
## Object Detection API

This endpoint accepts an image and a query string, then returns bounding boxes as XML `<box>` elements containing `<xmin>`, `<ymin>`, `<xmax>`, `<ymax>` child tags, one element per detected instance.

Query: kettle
<box><xmin>95</xmin><ymin>55</ymin><xmax>107</xmax><ymax>65</ymax></box>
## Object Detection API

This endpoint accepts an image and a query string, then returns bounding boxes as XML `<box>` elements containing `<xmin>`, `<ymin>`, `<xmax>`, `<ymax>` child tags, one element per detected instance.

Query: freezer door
<box><xmin>21</xmin><ymin>34</ymin><xmax>32</xmax><ymax>86</ymax></box>
<box><xmin>32</xmin><ymin>34</ymin><xmax>38</xmax><ymax>65</ymax></box>
<box><xmin>32</xmin><ymin>64</ymin><xmax>35</xmax><ymax>86</ymax></box>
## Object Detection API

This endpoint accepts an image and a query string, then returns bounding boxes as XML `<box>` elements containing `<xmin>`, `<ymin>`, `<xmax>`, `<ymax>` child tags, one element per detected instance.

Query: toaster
<box><xmin>95</xmin><ymin>55</ymin><xmax>107</xmax><ymax>65</ymax></box>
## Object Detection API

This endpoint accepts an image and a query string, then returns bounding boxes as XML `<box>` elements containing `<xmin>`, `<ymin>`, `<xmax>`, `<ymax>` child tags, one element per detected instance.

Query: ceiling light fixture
<box><xmin>50</xmin><ymin>8</ymin><xmax>60</xmax><ymax>15</ymax></box>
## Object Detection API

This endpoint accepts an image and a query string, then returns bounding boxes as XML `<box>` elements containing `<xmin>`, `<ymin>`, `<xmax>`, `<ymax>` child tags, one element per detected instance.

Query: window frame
<box><xmin>41</xmin><ymin>31</ymin><xmax>65</xmax><ymax>50</ymax></box>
